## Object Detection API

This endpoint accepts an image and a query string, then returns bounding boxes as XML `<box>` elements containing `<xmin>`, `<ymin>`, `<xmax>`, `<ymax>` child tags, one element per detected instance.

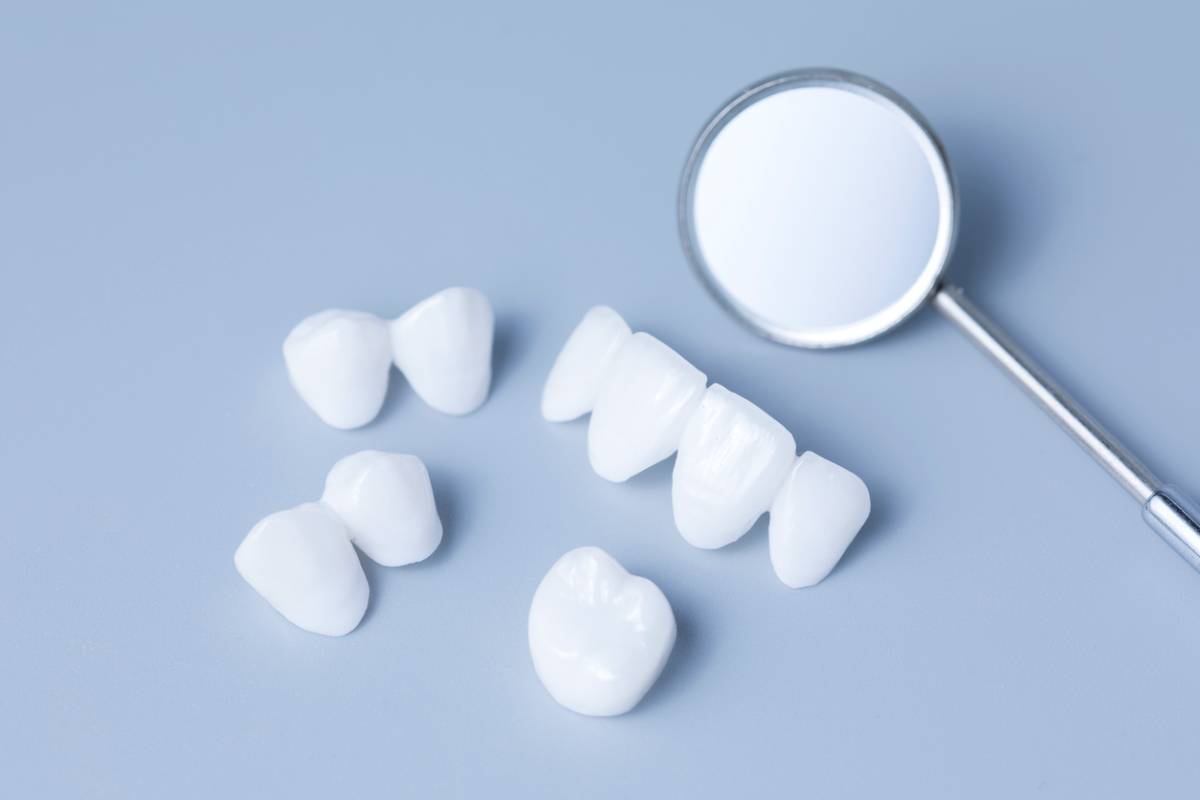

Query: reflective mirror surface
<box><xmin>680</xmin><ymin>70</ymin><xmax>958</xmax><ymax>347</ymax></box>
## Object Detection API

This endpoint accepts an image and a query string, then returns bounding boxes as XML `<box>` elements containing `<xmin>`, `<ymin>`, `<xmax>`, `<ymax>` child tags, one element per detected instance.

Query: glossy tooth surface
<box><xmin>391</xmin><ymin>287</ymin><xmax>494</xmax><ymax>415</ymax></box>
<box><xmin>283</xmin><ymin>309</ymin><xmax>393</xmax><ymax>429</ymax></box>
<box><xmin>528</xmin><ymin>547</ymin><xmax>676</xmax><ymax>717</ymax></box>
<box><xmin>769</xmin><ymin>452</ymin><xmax>871</xmax><ymax>588</ymax></box>
<box><xmin>672</xmin><ymin>384</ymin><xmax>796</xmax><ymax>549</ymax></box>
<box><xmin>234</xmin><ymin>503</ymin><xmax>369</xmax><ymax>636</ymax></box>
<box><xmin>321</xmin><ymin>450</ymin><xmax>442</xmax><ymax>567</ymax></box>
<box><xmin>587</xmin><ymin>332</ymin><xmax>707</xmax><ymax>482</ymax></box>
<box><xmin>541</xmin><ymin>306</ymin><xmax>632</xmax><ymax>422</ymax></box>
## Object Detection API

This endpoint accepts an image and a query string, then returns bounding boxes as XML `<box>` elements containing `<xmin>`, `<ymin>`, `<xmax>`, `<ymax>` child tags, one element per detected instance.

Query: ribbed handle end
<box><xmin>1143</xmin><ymin>488</ymin><xmax>1200</xmax><ymax>571</ymax></box>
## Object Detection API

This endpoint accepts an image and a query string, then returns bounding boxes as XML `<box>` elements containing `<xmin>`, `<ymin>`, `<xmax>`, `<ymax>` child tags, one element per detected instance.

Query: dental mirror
<box><xmin>679</xmin><ymin>68</ymin><xmax>1200</xmax><ymax>571</ymax></box>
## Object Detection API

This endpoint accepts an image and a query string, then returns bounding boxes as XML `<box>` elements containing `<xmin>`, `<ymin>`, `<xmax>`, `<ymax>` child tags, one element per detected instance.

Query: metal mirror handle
<box><xmin>933</xmin><ymin>283</ymin><xmax>1200</xmax><ymax>570</ymax></box>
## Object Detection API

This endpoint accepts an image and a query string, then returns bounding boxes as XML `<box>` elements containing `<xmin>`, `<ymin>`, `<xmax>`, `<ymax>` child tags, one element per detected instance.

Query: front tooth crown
<box><xmin>769</xmin><ymin>451</ymin><xmax>871</xmax><ymax>588</ymax></box>
<box><xmin>391</xmin><ymin>286</ymin><xmax>494</xmax><ymax>416</ymax></box>
<box><xmin>321</xmin><ymin>450</ymin><xmax>443</xmax><ymax>567</ymax></box>
<box><xmin>234</xmin><ymin>503</ymin><xmax>369</xmax><ymax>636</ymax></box>
<box><xmin>541</xmin><ymin>306</ymin><xmax>632</xmax><ymax>422</ymax></box>
<box><xmin>587</xmin><ymin>332</ymin><xmax>707</xmax><ymax>482</ymax></box>
<box><xmin>672</xmin><ymin>384</ymin><xmax>796</xmax><ymax>549</ymax></box>
<box><xmin>528</xmin><ymin>546</ymin><xmax>676</xmax><ymax>716</ymax></box>
<box><xmin>283</xmin><ymin>309</ymin><xmax>393</xmax><ymax>429</ymax></box>
<box><xmin>542</xmin><ymin>306</ymin><xmax>874</xmax><ymax>585</ymax></box>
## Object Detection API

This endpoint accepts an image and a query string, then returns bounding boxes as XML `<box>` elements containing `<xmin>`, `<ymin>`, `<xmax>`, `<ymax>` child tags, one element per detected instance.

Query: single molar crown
<box><xmin>283</xmin><ymin>286</ymin><xmax>494</xmax><ymax>428</ymax></box>
<box><xmin>234</xmin><ymin>450</ymin><xmax>442</xmax><ymax>635</ymax></box>
<box><xmin>542</xmin><ymin>306</ymin><xmax>871</xmax><ymax>586</ymax></box>
<box><xmin>528</xmin><ymin>546</ymin><xmax>676</xmax><ymax>716</ymax></box>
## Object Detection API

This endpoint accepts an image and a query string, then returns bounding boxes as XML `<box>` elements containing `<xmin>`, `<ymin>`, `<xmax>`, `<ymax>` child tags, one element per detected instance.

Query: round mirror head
<box><xmin>679</xmin><ymin>69</ymin><xmax>958</xmax><ymax>348</ymax></box>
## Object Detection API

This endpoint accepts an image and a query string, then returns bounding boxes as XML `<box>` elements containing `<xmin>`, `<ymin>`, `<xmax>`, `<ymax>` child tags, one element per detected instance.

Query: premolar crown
<box><xmin>321</xmin><ymin>450</ymin><xmax>443</xmax><ymax>567</ymax></box>
<box><xmin>391</xmin><ymin>287</ymin><xmax>494</xmax><ymax>416</ymax></box>
<box><xmin>283</xmin><ymin>286</ymin><xmax>494</xmax><ymax>428</ymax></box>
<box><xmin>234</xmin><ymin>450</ymin><xmax>442</xmax><ymax>635</ymax></box>
<box><xmin>283</xmin><ymin>309</ymin><xmax>393</xmax><ymax>429</ymax></box>
<box><xmin>543</xmin><ymin>306</ymin><xmax>871</xmax><ymax>586</ymax></box>
<box><xmin>234</xmin><ymin>503</ymin><xmax>368</xmax><ymax>637</ymax></box>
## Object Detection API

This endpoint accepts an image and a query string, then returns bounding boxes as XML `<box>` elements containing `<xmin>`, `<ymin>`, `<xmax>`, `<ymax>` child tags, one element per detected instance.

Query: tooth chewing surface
<box><xmin>672</xmin><ymin>384</ymin><xmax>796</xmax><ymax>549</ymax></box>
<box><xmin>528</xmin><ymin>546</ymin><xmax>676</xmax><ymax>716</ymax></box>
<box><xmin>391</xmin><ymin>287</ymin><xmax>494</xmax><ymax>416</ymax></box>
<box><xmin>541</xmin><ymin>305</ymin><xmax>632</xmax><ymax>422</ymax></box>
<box><xmin>283</xmin><ymin>309</ymin><xmax>393</xmax><ymax>429</ymax></box>
<box><xmin>587</xmin><ymin>332</ymin><xmax>707</xmax><ymax>483</ymax></box>
<box><xmin>769</xmin><ymin>451</ymin><xmax>871</xmax><ymax>588</ymax></box>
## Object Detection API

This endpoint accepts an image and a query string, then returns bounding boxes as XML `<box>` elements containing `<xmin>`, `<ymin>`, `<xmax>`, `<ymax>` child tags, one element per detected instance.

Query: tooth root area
<box><xmin>672</xmin><ymin>384</ymin><xmax>797</xmax><ymax>549</ymax></box>
<box><xmin>587</xmin><ymin>332</ymin><xmax>707</xmax><ymax>483</ymax></box>
<box><xmin>529</xmin><ymin>547</ymin><xmax>676</xmax><ymax>716</ymax></box>
<box><xmin>321</xmin><ymin>450</ymin><xmax>443</xmax><ymax>567</ymax></box>
<box><xmin>283</xmin><ymin>309</ymin><xmax>393</xmax><ymax>429</ymax></box>
<box><xmin>541</xmin><ymin>306</ymin><xmax>633</xmax><ymax>422</ymax></box>
<box><xmin>391</xmin><ymin>287</ymin><xmax>494</xmax><ymax>416</ymax></box>
<box><xmin>768</xmin><ymin>451</ymin><xmax>871</xmax><ymax>588</ymax></box>
<box><xmin>234</xmin><ymin>503</ymin><xmax>369</xmax><ymax>636</ymax></box>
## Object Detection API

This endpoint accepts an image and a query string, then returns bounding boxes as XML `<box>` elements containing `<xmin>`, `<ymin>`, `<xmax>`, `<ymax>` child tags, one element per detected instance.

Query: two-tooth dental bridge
<box><xmin>234</xmin><ymin>450</ymin><xmax>442</xmax><ymax>636</ymax></box>
<box><xmin>542</xmin><ymin>306</ymin><xmax>871</xmax><ymax>588</ymax></box>
<box><xmin>283</xmin><ymin>286</ymin><xmax>494</xmax><ymax>429</ymax></box>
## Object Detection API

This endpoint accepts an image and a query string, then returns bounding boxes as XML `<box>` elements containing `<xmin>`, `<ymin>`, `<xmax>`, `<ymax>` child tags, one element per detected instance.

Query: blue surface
<box><xmin>5</xmin><ymin>2</ymin><xmax>1200</xmax><ymax>797</ymax></box>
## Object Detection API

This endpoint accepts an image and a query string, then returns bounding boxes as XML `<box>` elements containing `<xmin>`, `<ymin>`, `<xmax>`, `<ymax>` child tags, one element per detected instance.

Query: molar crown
<box><xmin>528</xmin><ymin>546</ymin><xmax>676</xmax><ymax>716</ymax></box>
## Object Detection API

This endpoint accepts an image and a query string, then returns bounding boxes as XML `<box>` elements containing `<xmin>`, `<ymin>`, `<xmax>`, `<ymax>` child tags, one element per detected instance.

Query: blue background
<box><xmin>4</xmin><ymin>2</ymin><xmax>1200</xmax><ymax>797</ymax></box>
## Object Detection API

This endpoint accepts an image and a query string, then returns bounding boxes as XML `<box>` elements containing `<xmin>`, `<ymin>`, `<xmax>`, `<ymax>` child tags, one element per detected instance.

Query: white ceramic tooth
<box><xmin>587</xmin><ymin>332</ymin><xmax>707</xmax><ymax>482</ymax></box>
<box><xmin>321</xmin><ymin>450</ymin><xmax>442</xmax><ymax>567</ymax></box>
<box><xmin>283</xmin><ymin>309</ymin><xmax>393</xmax><ymax>429</ymax></box>
<box><xmin>769</xmin><ymin>452</ymin><xmax>871</xmax><ymax>588</ymax></box>
<box><xmin>528</xmin><ymin>546</ymin><xmax>676</xmax><ymax>717</ymax></box>
<box><xmin>234</xmin><ymin>503</ymin><xmax>369</xmax><ymax>636</ymax></box>
<box><xmin>391</xmin><ymin>287</ymin><xmax>494</xmax><ymax>415</ymax></box>
<box><xmin>541</xmin><ymin>306</ymin><xmax>632</xmax><ymax>422</ymax></box>
<box><xmin>672</xmin><ymin>384</ymin><xmax>796</xmax><ymax>549</ymax></box>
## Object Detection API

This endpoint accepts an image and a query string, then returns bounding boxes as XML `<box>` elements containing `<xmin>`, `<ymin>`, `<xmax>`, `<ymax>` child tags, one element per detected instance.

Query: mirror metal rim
<box><xmin>678</xmin><ymin>68</ymin><xmax>961</xmax><ymax>348</ymax></box>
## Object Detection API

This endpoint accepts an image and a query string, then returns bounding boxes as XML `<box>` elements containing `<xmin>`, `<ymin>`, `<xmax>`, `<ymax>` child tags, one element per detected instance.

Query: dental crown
<box><xmin>234</xmin><ymin>450</ymin><xmax>442</xmax><ymax>636</ymax></box>
<box><xmin>283</xmin><ymin>286</ymin><xmax>494</xmax><ymax>429</ymax></box>
<box><xmin>529</xmin><ymin>547</ymin><xmax>676</xmax><ymax>716</ymax></box>
<box><xmin>542</xmin><ymin>305</ymin><xmax>871</xmax><ymax>587</ymax></box>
